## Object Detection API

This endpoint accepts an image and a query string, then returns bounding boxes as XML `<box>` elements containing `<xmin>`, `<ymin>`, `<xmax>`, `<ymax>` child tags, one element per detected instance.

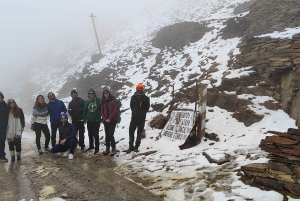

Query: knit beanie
<box><xmin>61</xmin><ymin>113</ymin><xmax>68</xmax><ymax>119</ymax></box>
<box><xmin>71</xmin><ymin>89</ymin><xmax>78</xmax><ymax>95</ymax></box>
<box><xmin>136</xmin><ymin>83</ymin><xmax>145</xmax><ymax>91</ymax></box>
<box><xmin>0</xmin><ymin>91</ymin><xmax>4</xmax><ymax>98</ymax></box>
<box><xmin>103</xmin><ymin>86</ymin><xmax>110</xmax><ymax>94</ymax></box>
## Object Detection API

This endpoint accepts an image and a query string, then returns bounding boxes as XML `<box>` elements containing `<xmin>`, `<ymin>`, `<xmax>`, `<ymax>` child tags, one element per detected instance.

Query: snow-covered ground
<box><xmin>11</xmin><ymin>0</ymin><xmax>300</xmax><ymax>200</ymax></box>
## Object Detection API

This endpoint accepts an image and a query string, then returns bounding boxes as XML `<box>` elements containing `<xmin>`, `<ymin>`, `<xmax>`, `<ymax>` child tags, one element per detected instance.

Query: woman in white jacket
<box><xmin>30</xmin><ymin>95</ymin><xmax>50</xmax><ymax>154</ymax></box>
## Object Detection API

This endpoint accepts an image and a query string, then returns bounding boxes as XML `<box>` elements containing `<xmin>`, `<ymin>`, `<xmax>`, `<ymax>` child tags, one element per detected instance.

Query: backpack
<box><xmin>111</xmin><ymin>99</ymin><xmax>122</xmax><ymax>123</ymax></box>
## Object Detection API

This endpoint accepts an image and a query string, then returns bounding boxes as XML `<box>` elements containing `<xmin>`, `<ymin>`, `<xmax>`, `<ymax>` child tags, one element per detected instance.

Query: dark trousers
<box><xmin>128</xmin><ymin>118</ymin><xmax>145</xmax><ymax>149</ymax></box>
<box><xmin>87</xmin><ymin>121</ymin><xmax>100</xmax><ymax>151</ymax></box>
<box><xmin>8</xmin><ymin>138</ymin><xmax>21</xmax><ymax>152</ymax></box>
<box><xmin>50</xmin><ymin>122</ymin><xmax>61</xmax><ymax>147</ymax></box>
<box><xmin>72</xmin><ymin>120</ymin><xmax>85</xmax><ymax>147</ymax></box>
<box><xmin>34</xmin><ymin>122</ymin><xmax>50</xmax><ymax>150</ymax></box>
<box><xmin>51</xmin><ymin>138</ymin><xmax>78</xmax><ymax>154</ymax></box>
<box><xmin>0</xmin><ymin>140</ymin><xmax>5</xmax><ymax>158</ymax></box>
<box><xmin>103</xmin><ymin>121</ymin><xmax>117</xmax><ymax>148</ymax></box>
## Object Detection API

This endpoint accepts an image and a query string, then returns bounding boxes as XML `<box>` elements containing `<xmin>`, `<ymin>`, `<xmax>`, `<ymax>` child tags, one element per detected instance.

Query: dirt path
<box><xmin>0</xmin><ymin>138</ymin><xmax>164</xmax><ymax>201</ymax></box>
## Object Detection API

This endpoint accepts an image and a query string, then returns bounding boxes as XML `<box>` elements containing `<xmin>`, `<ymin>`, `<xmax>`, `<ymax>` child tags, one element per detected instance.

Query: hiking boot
<box><xmin>85</xmin><ymin>147</ymin><xmax>94</xmax><ymax>152</ymax></box>
<box><xmin>126</xmin><ymin>148</ymin><xmax>134</xmax><ymax>154</ymax></box>
<box><xmin>110</xmin><ymin>148</ymin><xmax>116</xmax><ymax>156</ymax></box>
<box><xmin>134</xmin><ymin>148</ymin><xmax>139</xmax><ymax>152</ymax></box>
<box><xmin>0</xmin><ymin>156</ymin><xmax>8</xmax><ymax>162</ymax></box>
<box><xmin>63</xmin><ymin>149</ymin><xmax>70</xmax><ymax>157</ymax></box>
<box><xmin>38</xmin><ymin>149</ymin><xmax>43</xmax><ymax>155</ymax></box>
<box><xmin>102</xmin><ymin>147</ymin><xmax>110</xmax><ymax>155</ymax></box>
<box><xmin>44</xmin><ymin>147</ymin><xmax>51</xmax><ymax>152</ymax></box>
<box><xmin>68</xmin><ymin>153</ymin><xmax>74</xmax><ymax>160</ymax></box>
<box><xmin>17</xmin><ymin>155</ymin><xmax>21</xmax><ymax>161</ymax></box>
<box><xmin>11</xmin><ymin>155</ymin><xmax>15</xmax><ymax>162</ymax></box>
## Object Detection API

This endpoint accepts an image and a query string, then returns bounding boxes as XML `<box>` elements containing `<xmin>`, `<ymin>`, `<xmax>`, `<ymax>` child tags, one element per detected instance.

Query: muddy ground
<box><xmin>0</xmin><ymin>137</ymin><xmax>164</xmax><ymax>201</ymax></box>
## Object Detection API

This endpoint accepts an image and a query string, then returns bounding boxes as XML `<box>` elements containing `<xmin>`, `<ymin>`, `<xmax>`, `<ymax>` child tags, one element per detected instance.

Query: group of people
<box><xmin>0</xmin><ymin>83</ymin><xmax>150</xmax><ymax>161</ymax></box>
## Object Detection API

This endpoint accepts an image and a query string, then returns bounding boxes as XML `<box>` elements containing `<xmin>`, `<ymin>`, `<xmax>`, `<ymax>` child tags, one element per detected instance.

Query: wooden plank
<box><xmin>282</xmin><ymin>148</ymin><xmax>300</xmax><ymax>157</ymax></box>
<box><xmin>255</xmin><ymin>176</ymin><xmax>284</xmax><ymax>190</ymax></box>
<box><xmin>241</xmin><ymin>163</ymin><xmax>268</xmax><ymax>173</ymax></box>
<box><xmin>265</xmin><ymin>136</ymin><xmax>298</xmax><ymax>145</ymax></box>
<box><xmin>268</xmin><ymin>161</ymin><xmax>293</xmax><ymax>174</ymax></box>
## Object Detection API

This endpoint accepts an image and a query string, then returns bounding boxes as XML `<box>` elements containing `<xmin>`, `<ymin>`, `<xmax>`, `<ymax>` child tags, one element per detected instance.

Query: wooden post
<box><xmin>89</xmin><ymin>13</ymin><xmax>102</xmax><ymax>55</ymax></box>
<box><xmin>198</xmin><ymin>84</ymin><xmax>207</xmax><ymax>139</ymax></box>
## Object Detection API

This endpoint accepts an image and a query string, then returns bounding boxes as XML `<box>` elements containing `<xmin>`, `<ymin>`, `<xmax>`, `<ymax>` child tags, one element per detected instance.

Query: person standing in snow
<box><xmin>50</xmin><ymin>113</ymin><xmax>77</xmax><ymax>160</ymax></box>
<box><xmin>47</xmin><ymin>92</ymin><xmax>67</xmax><ymax>147</ymax></box>
<box><xmin>83</xmin><ymin>88</ymin><xmax>101</xmax><ymax>154</ymax></box>
<box><xmin>100</xmin><ymin>87</ymin><xmax>118</xmax><ymax>156</ymax></box>
<box><xmin>0</xmin><ymin>92</ymin><xmax>8</xmax><ymax>162</ymax></box>
<box><xmin>68</xmin><ymin>89</ymin><xmax>85</xmax><ymax>150</ymax></box>
<box><xmin>6</xmin><ymin>99</ymin><xmax>25</xmax><ymax>161</ymax></box>
<box><xmin>126</xmin><ymin>83</ymin><xmax>150</xmax><ymax>153</ymax></box>
<box><xmin>30</xmin><ymin>95</ymin><xmax>51</xmax><ymax>155</ymax></box>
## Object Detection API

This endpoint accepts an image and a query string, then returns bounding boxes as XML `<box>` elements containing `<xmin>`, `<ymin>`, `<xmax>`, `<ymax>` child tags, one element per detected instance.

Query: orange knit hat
<box><xmin>136</xmin><ymin>83</ymin><xmax>145</xmax><ymax>90</ymax></box>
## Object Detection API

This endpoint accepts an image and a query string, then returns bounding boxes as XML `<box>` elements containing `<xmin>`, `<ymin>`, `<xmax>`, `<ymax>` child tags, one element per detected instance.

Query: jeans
<box><xmin>34</xmin><ymin>123</ymin><xmax>50</xmax><ymax>150</ymax></box>
<box><xmin>51</xmin><ymin>138</ymin><xmax>78</xmax><ymax>154</ymax></box>
<box><xmin>87</xmin><ymin>121</ymin><xmax>100</xmax><ymax>151</ymax></box>
<box><xmin>128</xmin><ymin>118</ymin><xmax>145</xmax><ymax>149</ymax></box>
<box><xmin>103</xmin><ymin>121</ymin><xmax>117</xmax><ymax>148</ymax></box>
<box><xmin>8</xmin><ymin>137</ymin><xmax>21</xmax><ymax>152</ymax></box>
<box><xmin>50</xmin><ymin>122</ymin><xmax>61</xmax><ymax>147</ymax></box>
<box><xmin>72</xmin><ymin>120</ymin><xmax>85</xmax><ymax>147</ymax></box>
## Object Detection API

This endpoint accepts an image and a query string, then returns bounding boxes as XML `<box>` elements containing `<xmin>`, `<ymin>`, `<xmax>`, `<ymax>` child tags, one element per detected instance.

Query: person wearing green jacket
<box><xmin>83</xmin><ymin>88</ymin><xmax>101</xmax><ymax>154</ymax></box>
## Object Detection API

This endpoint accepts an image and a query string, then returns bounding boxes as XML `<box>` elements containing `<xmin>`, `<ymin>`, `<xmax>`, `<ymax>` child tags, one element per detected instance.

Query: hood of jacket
<box><xmin>88</xmin><ymin>88</ymin><xmax>97</xmax><ymax>99</ymax></box>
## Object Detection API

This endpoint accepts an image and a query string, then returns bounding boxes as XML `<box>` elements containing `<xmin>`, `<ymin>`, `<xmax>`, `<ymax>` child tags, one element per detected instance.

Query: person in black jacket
<box><xmin>6</xmin><ymin>99</ymin><xmax>25</xmax><ymax>161</ymax></box>
<box><xmin>126</xmin><ymin>83</ymin><xmax>150</xmax><ymax>153</ymax></box>
<box><xmin>0</xmin><ymin>91</ymin><xmax>8</xmax><ymax>162</ymax></box>
<box><xmin>50</xmin><ymin>113</ymin><xmax>78</xmax><ymax>160</ymax></box>
<box><xmin>68</xmin><ymin>90</ymin><xmax>85</xmax><ymax>150</ymax></box>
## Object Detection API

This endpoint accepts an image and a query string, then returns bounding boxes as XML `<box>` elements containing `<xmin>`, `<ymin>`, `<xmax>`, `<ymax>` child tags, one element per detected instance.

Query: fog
<box><xmin>0</xmin><ymin>0</ymin><xmax>173</xmax><ymax>100</ymax></box>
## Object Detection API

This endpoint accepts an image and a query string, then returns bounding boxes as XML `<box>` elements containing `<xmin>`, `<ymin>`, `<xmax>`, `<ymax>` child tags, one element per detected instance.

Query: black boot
<box><xmin>16</xmin><ymin>152</ymin><xmax>21</xmax><ymax>161</ymax></box>
<box><xmin>102</xmin><ymin>147</ymin><xmax>110</xmax><ymax>155</ymax></box>
<box><xmin>10</xmin><ymin>151</ymin><xmax>15</xmax><ymax>162</ymax></box>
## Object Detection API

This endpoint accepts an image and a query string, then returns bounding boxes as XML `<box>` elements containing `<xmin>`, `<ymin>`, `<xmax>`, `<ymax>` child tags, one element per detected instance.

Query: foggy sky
<box><xmin>0</xmin><ymin>0</ymin><xmax>164</xmax><ymax>99</ymax></box>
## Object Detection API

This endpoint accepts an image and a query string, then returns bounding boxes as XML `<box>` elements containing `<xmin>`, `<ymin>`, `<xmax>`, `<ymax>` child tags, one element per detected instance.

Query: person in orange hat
<box><xmin>126</xmin><ymin>83</ymin><xmax>150</xmax><ymax>153</ymax></box>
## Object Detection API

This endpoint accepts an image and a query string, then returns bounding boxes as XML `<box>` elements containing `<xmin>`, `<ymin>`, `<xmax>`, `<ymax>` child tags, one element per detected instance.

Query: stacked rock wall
<box><xmin>242</xmin><ymin>128</ymin><xmax>300</xmax><ymax>196</ymax></box>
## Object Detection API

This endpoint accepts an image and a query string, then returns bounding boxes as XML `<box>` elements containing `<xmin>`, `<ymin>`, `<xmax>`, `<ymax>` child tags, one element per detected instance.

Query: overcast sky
<box><xmin>0</xmin><ymin>0</ymin><xmax>167</xmax><ymax>99</ymax></box>
<box><xmin>0</xmin><ymin>0</ymin><xmax>151</xmax><ymax>67</ymax></box>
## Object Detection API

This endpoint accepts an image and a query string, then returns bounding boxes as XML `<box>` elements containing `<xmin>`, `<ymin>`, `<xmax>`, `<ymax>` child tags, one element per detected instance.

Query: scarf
<box><xmin>6</xmin><ymin>111</ymin><xmax>22</xmax><ymax>142</ymax></box>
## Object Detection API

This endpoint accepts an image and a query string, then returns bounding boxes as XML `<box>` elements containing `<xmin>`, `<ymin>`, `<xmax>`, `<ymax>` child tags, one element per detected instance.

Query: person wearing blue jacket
<box><xmin>50</xmin><ymin>113</ymin><xmax>77</xmax><ymax>159</ymax></box>
<box><xmin>47</xmin><ymin>92</ymin><xmax>67</xmax><ymax>147</ymax></box>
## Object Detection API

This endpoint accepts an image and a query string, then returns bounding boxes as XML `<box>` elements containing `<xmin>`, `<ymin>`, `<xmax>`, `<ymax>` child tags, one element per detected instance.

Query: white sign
<box><xmin>161</xmin><ymin>110</ymin><xmax>195</xmax><ymax>140</ymax></box>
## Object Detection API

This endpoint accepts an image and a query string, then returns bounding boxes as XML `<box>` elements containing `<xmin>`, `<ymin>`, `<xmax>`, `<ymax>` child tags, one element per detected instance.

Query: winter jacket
<box><xmin>83</xmin><ymin>88</ymin><xmax>101</xmax><ymax>122</ymax></box>
<box><xmin>0</xmin><ymin>101</ymin><xmax>8</xmax><ymax>141</ymax></box>
<box><xmin>68</xmin><ymin>97</ymin><xmax>85</xmax><ymax>121</ymax></box>
<box><xmin>47</xmin><ymin>99</ymin><xmax>67</xmax><ymax>124</ymax></box>
<box><xmin>101</xmin><ymin>98</ymin><xmax>118</xmax><ymax>122</ymax></box>
<box><xmin>58</xmin><ymin>121</ymin><xmax>77</xmax><ymax>142</ymax></box>
<box><xmin>130</xmin><ymin>92</ymin><xmax>150</xmax><ymax>120</ymax></box>
<box><xmin>31</xmin><ymin>104</ymin><xmax>48</xmax><ymax>125</ymax></box>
